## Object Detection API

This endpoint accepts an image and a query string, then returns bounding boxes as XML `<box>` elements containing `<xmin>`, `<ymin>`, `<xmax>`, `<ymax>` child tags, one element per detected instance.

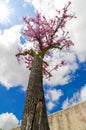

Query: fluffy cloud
<box><xmin>47</xmin><ymin>102</ymin><xmax>56</xmax><ymax>111</ymax></box>
<box><xmin>45</xmin><ymin>89</ymin><xmax>63</xmax><ymax>111</ymax></box>
<box><xmin>46</xmin><ymin>89</ymin><xmax>63</xmax><ymax>101</ymax></box>
<box><xmin>0</xmin><ymin>25</ymin><xmax>29</xmax><ymax>90</ymax></box>
<box><xmin>0</xmin><ymin>112</ymin><xmax>20</xmax><ymax>130</ymax></box>
<box><xmin>80</xmin><ymin>85</ymin><xmax>86</xmax><ymax>101</ymax></box>
<box><xmin>62</xmin><ymin>84</ymin><xmax>86</xmax><ymax>109</ymax></box>
<box><xmin>43</xmin><ymin>49</ymin><xmax>78</xmax><ymax>86</ymax></box>
<box><xmin>67</xmin><ymin>0</ymin><xmax>86</xmax><ymax>63</ymax></box>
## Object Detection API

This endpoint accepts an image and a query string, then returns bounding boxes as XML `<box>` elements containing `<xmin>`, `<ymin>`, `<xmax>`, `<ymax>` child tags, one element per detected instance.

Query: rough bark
<box><xmin>21</xmin><ymin>55</ymin><xmax>50</xmax><ymax>130</ymax></box>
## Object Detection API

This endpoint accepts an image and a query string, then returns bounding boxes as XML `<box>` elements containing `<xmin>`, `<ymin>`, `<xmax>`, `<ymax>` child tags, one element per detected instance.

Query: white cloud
<box><xmin>44</xmin><ymin>50</ymin><xmax>78</xmax><ymax>86</ymax></box>
<box><xmin>45</xmin><ymin>88</ymin><xmax>63</xmax><ymax>111</ymax></box>
<box><xmin>67</xmin><ymin>0</ymin><xmax>86</xmax><ymax>63</ymax></box>
<box><xmin>47</xmin><ymin>102</ymin><xmax>56</xmax><ymax>111</ymax></box>
<box><xmin>62</xmin><ymin>84</ymin><xmax>86</xmax><ymax>109</ymax></box>
<box><xmin>47</xmin><ymin>89</ymin><xmax>63</xmax><ymax>102</ymax></box>
<box><xmin>0</xmin><ymin>112</ymin><xmax>20</xmax><ymax>130</ymax></box>
<box><xmin>62</xmin><ymin>92</ymin><xmax>80</xmax><ymax>109</ymax></box>
<box><xmin>0</xmin><ymin>25</ymin><xmax>29</xmax><ymax>90</ymax></box>
<box><xmin>80</xmin><ymin>85</ymin><xmax>86</xmax><ymax>101</ymax></box>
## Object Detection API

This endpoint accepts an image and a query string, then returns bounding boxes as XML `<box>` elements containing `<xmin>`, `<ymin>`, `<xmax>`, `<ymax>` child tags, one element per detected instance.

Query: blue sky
<box><xmin>0</xmin><ymin>0</ymin><xmax>86</xmax><ymax>129</ymax></box>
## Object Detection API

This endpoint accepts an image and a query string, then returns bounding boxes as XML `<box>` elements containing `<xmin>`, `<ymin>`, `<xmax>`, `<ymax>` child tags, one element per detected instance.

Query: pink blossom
<box><xmin>16</xmin><ymin>2</ymin><xmax>75</xmax><ymax>79</ymax></box>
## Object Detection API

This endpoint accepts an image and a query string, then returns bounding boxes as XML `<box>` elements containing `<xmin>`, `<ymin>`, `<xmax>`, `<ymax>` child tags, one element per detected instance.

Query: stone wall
<box><xmin>11</xmin><ymin>101</ymin><xmax>86</xmax><ymax>130</ymax></box>
<box><xmin>48</xmin><ymin>101</ymin><xmax>86</xmax><ymax>130</ymax></box>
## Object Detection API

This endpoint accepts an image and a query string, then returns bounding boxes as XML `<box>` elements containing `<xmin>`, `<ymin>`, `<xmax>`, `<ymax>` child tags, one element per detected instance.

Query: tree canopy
<box><xmin>16</xmin><ymin>2</ymin><xmax>75</xmax><ymax>79</ymax></box>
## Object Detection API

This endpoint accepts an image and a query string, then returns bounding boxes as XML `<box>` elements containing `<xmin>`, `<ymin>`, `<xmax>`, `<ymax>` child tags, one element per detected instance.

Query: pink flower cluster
<box><xmin>17</xmin><ymin>2</ymin><xmax>75</xmax><ymax>79</ymax></box>
<box><xmin>22</xmin><ymin>2</ymin><xmax>75</xmax><ymax>50</ymax></box>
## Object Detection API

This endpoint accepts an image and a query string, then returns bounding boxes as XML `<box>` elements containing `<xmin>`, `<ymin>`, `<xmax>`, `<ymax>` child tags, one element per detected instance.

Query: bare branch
<box><xmin>51</xmin><ymin>22</ymin><xmax>60</xmax><ymax>38</ymax></box>
<box><xmin>42</xmin><ymin>43</ymin><xmax>66</xmax><ymax>54</ymax></box>
<box><xmin>16</xmin><ymin>49</ymin><xmax>35</xmax><ymax>57</ymax></box>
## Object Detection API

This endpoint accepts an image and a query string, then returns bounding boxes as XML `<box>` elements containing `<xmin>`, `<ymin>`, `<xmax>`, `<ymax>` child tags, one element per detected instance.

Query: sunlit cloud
<box><xmin>0</xmin><ymin>112</ymin><xmax>20</xmax><ymax>130</ymax></box>
<box><xmin>45</xmin><ymin>89</ymin><xmax>63</xmax><ymax>111</ymax></box>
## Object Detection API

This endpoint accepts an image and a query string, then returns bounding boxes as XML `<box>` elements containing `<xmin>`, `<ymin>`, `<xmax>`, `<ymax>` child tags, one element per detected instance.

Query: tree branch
<box><xmin>51</xmin><ymin>22</ymin><xmax>60</xmax><ymax>38</ymax></box>
<box><xmin>42</xmin><ymin>43</ymin><xmax>66</xmax><ymax>54</ymax></box>
<box><xmin>16</xmin><ymin>49</ymin><xmax>35</xmax><ymax>57</ymax></box>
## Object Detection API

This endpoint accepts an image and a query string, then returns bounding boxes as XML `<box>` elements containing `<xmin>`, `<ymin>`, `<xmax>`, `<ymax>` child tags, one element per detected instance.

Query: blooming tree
<box><xmin>16</xmin><ymin>2</ymin><xmax>75</xmax><ymax>130</ymax></box>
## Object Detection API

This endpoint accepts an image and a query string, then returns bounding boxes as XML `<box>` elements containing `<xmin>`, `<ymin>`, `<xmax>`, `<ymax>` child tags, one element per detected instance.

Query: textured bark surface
<box><xmin>21</xmin><ymin>55</ymin><xmax>50</xmax><ymax>130</ymax></box>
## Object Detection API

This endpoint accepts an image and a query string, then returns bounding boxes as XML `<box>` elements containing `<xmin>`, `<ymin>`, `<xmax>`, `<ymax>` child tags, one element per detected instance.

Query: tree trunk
<box><xmin>21</xmin><ymin>55</ymin><xmax>50</xmax><ymax>130</ymax></box>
